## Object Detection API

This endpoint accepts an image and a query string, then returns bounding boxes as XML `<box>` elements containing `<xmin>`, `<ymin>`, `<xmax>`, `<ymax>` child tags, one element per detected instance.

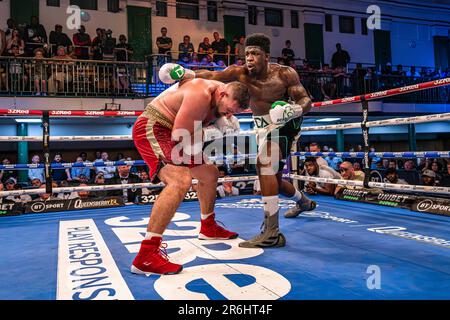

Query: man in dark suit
<box><xmin>110</xmin><ymin>164</ymin><xmax>142</xmax><ymax>203</ymax></box>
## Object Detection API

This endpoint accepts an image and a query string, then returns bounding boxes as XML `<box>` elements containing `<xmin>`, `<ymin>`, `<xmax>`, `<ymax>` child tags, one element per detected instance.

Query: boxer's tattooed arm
<box><xmin>281</xmin><ymin>66</ymin><xmax>312</xmax><ymax>115</ymax></box>
<box><xmin>195</xmin><ymin>65</ymin><xmax>242</xmax><ymax>82</ymax></box>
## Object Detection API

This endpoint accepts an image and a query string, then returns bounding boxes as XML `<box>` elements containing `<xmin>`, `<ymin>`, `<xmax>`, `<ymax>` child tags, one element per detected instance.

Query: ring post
<box><xmin>360</xmin><ymin>97</ymin><xmax>371</xmax><ymax>189</ymax></box>
<box><xmin>42</xmin><ymin>111</ymin><xmax>53</xmax><ymax>194</ymax></box>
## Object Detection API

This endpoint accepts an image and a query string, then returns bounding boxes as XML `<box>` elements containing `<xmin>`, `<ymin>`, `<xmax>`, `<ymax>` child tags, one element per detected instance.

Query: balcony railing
<box><xmin>0</xmin><ymin>53</ymin><xmax>448</xmax><ymax>104</ymax></box>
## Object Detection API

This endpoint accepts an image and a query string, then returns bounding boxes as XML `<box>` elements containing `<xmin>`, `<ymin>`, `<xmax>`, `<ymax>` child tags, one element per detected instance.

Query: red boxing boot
<box><xmin>131</xmin><ymin>237</ymin><xmax>182</xmax><ymax>275</ymax></box>
<box><xmin>198</xmin><ymin>213</ymin><xmax>238</xmax><ymax>240</ymax></box>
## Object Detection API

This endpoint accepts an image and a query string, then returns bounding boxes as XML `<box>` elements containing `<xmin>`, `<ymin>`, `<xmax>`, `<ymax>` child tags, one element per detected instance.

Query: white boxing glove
<box><xmin>158</xmin><ymin>63</ymin><xmax>195</xmax><ymax>84</ymax></box>
<box><xmin>269</xmin><ymin>101</ymin><xmax>303</xmax><ymax>125</ymax></box>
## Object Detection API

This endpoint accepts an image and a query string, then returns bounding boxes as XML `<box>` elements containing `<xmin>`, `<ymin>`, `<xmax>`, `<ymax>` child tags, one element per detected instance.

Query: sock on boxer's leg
<box><xmin>289</xmin><ymin>189</ymin><xmax>303</xmax><ymax>203</ymax></box>
<box><xmin>145</xmin><ymin>232</ymin><xmax>162</xmax><ymax>240</ymax></box>
<box><xmin>201</xmin><ymin>212</ymin><xmax>214</xmax><ymax>220</ymax></box>
<box><xmin>262</xmin><ymin>195</ymin><xmax>279</xmax><ymax>216</ymax></box>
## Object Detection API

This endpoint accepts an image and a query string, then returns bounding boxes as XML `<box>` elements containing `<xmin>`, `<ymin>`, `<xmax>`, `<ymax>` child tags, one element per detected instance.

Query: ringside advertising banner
<box><xmin>0</xmin><ymin>201</ymin><xmax>22</xmax><ymax>216</ymax></box>
<box><xmin>24</xmin><ymin>197</ymin><xmax>124</xmax><ymax>214</ymax></box>
<box><xmin>336</xmin><ymin>188</ymin><xmax>450</xmax><ymax>216</ymax></box>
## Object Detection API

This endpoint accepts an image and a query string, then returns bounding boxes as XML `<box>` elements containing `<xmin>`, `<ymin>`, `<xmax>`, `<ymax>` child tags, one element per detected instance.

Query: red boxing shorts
<box><xmin>132</xmin><ymin>106</ymin><xmax>204</xmax><ymax>183</ymax></box>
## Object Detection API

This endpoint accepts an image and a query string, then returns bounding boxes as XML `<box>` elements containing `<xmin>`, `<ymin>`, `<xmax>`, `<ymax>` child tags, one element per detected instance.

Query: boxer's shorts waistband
<box><xmin>141</xmin><ymin>105</ymin><xmax>174</xmax><ymax>130</ymax></box>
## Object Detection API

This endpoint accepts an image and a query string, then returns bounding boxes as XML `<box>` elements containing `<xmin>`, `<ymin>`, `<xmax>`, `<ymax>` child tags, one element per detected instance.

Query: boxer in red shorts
<box><xmin>131</xmin><ymin>78</ymin><xmax>250</xmax><ymax>275</ymax></box>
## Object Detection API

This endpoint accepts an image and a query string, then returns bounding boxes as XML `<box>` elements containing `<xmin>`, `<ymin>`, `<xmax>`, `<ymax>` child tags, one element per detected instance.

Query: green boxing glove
<box><xmin>269</xmin><ymin>101</ymin><xmax>303</xmax><ymax>125</ymax></box>
<box><xmin>159</xmin><ymin>63</ymin><xmax>195</xmax><ymax>84</ymax></box>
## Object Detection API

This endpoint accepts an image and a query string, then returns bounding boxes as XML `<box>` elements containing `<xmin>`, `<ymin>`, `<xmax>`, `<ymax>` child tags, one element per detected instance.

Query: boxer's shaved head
<box><xmin>226</xmin><ymin>82</ymin><xmax>250</xmax><ymax>109</ymax></box>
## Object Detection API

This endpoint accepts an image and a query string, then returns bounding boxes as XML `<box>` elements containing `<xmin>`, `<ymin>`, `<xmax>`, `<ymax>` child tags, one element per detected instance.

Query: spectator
<box><xmin>51</xmin><ymin>153</ymin><xmax>71</xmax><ymax>183</ymax></box>
<box><xmin>4</xmin><ymin>18</ymin><xmax>17</xmax><ymax>43</ymax></box>
<box><xmin>24</xmin><ymin>16</ymin><xmax>47</xmax><ymax>56</ymax></box>
<box><xmin>110</xmin><ymin>164</ymin><xmax>142</xmax><ymax>203</ymax></box>
<box><xmin>48</xmin><ymin>46</ymin><xmax>74</xmax><ymax>95</ymax></box>
<box><xmin>211</xmin><ymin>32</ymin><xmax>230</xmax><ymax>64</ymax></box>
<box><xmin>77</xmin><ymin>184</ymin><xmax>95</xmax><ymax>199</ymax></box>
<box><xmin>116</xmin><ymin>153</ymin><xmax>125</xmax><ymax>161</ymax></box>
<box><xmin>95</xmin><ymin>152</ymin><xmax>116</xmax><ymax>181</ymax></box>
<box><xmin>281</xmin><ymin>40</ymin><xmax>295</xmax><ymax>64</ymax></box>
<box><xmin>393</xmin><ymin>64</ymin><xmax>406</xmax><ymax>77</ymax></box>
<box><xmin>388</xmin><ymin>160</ymin><xmax>397</xmax><ymax>169</ymax></box>
<box><xmin>276</xmin><ymin>57</ymin><xmax>286</xmax><ymax>65</ymax></box>
<box><xmin>57</xmin><ymin>180</ymin><xmax>79</xmax><ymax>200</ymax></box>
<box><xmin>28</xmin><ymin>154</ymin><xmax>45</xmax><ymax>183</ymax></box>
<box><xmin>71</xmin><ymin>156</ymin><xmax>91</xmax><ymax>182</ymax></box>
<box><xmin>309</xmin><ymin>142</ymin><xmax>328</xmax><ymax>167</ymax></box>
<box><xmin>234</xmin><ymin>35</ymin><xmax>245</xmax><ymax>61</ymax></box>
<box><xmin>92</xmin><ymin>172</ymin><xmax>110</xmax><ymax>198</ymax></box>
<box><xmin>72</xmin><ymin>25</ymin><xmax>91</xmax><ymax>60</ymax></box>
<box><xmin>115</xmin><ymin>34</ymin><xmax>133</xmax><ymax>61</ymax></box>
<box><xmin>94</xmin><ymin>150</ymin><xmax>102</xmax><ymax>161</ymax></box>
<box><xmin>156</xmin><ymin>27</ymin><xmax>172</xmax><ymax>63</ymax></box>
<box><xmin>0</xmin><ymin>158</ymin><xmax>17</xmax><ymax>183</ymax></box>
<box><xmin>3</xmin><ymin>177</ymin><xmax>32</xmax><ymax>204</ymax></box>
<box><xmin>353</xmin><ymin>162</ymin><xmax>362</xmax><ymax>172</ymax></box>
<box><xmin>407</xmin><ymin>66</ymin><xmax>420</xmax><ymax>78</ymax></box>
<box><xmin>37</xmin><ymin>182</ymin><xmax>59</xmax><ymax>202</ymax></box>
<box><xmin>0</xmin><ymin>28</ymin><xmax>6</xmax><ymax>56</ymax></box>
<box><xmin>27</xmin><ymin>48</ymin><xmax>47</xmax><ymax>95</ymax></box>
<box><xmin>91</xmin><ymin>28</ymin><xmax>105</xmax><ymax>60</ymax></box>
<box><xmin>30</xmin><ymin>178</ymin><xmax>43</xmax><ymax>188</ymax></box>
<box><xmin>198</xmin><ymin>37</ymin><xmax>212</xmax><ymax>61</ymax></box>
<box><xmin>6</xmin><ymin>29</ymin><xmax>25</xmax><ymax>55</ymax></box>
<box><xmin>303</xmin><ymin>157</ymin><xmax>335</xmax><ymax>195</ymax></box>
<box><xmin>217</xmin><ymin>176</ymin><xmax>239</xmax><ymax>198</ymax></box>
<box><xmin>441</xmin><ymin>163</ymin><xmax>450</xmax><ymax>187</ymax></box>
<box><xmin>403</xmin><ymin>160</ymin><xmax>416</xmax><ymax>171</ymax></box>
<box><xmin>335</xmin><ymin>161</ymin><xmax>365</xmax><ymax>194</ymax></box>
<box><xmin>49</xmin><ymin>24</ymin><xmax>72</xmax><ymax>56</ymax></box>
<box><xmin>325</xmin><ymin>152</ymin><xmax>343</xmax><ymax>171</ymax></box>
<box><xmin>178</xmin><ymin>35</ymin><xmax>194</xmax><ymax>62</ymax></box>
<box><xmin>384</xmin><ymin>168</ymin><xmax>408</xmax><ymax>185</ymax></box>
<box><xmin>331</xmin><ymin>43</ymin><xmax>350</xmax><ymax>69</ymax></box>
<box><xmin>101</xmin><ymin>29</ymin><xmax>116</xmax><ymax>60</ymax></box>
<box><xmin>421</xmin><ymin>169</ymin><xmax>437</xmax><ymax>186</ymax></box>
<box><xmin>431</xmin><ymin>161</ymin><xmax>443</xmax><ymax>185</ymax></box>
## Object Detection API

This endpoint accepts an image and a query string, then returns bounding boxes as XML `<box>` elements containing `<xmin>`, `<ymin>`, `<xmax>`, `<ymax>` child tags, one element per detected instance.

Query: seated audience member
<box><xmin>421</xmin><ymin>170</ymin><xmax>437</xmax><ymax>186</ymax></box>
<box><xmin>325</xmin><ymin>152</ymin><xmax>343</xmax><ymax>171</ymax></box>
<box><xmin>30</xmin><ymin>178</ymin><xmax>43</xmax><ymax>188</ymax></box>
<box><xmin>110</xmin><ymin>165</ymin><xmax>142</xmax><ymax>203</ymax></box>
<box><xmin>71</xmin><ymin>156</ymin><xmax>91</xmax><ymax>182</ymax></box>
<box><xmin>77</xmin><ymin>184</ymin><xmax>95</xmax><ymax>199</ymax></box>
<box><xmin>353</xmin><ymin>162</ymin><xmax>362</xmax><ymax>172</ymax></box>
<box><xmin>441</xmin><ymin>163</ymin><xmax>450</xmax><ymax>187</ymax></box>
<box><xmin>95</xmin><ymin>152</ymin><xmax>116</xmax><ymax>181</ymax></box>
<box><xmin>6</xmin><ymin>29</ymin><xmax>25</xmax><ymax>55</ymax></box>
<box><xmin>51</xmin><ymin>153</ymin><xmax>71</xmax><ymax>183</ymax></box>
<box><xmin>28</xmin><ymin>154</ymin><xmax>45</xmax><ymax>183</ymax></box>
<box><xmin>57</xmin><ymin>180</ymin><xmax>79</xmax><ymax>200</ymax></box>
<box><xmin>431</xmin><ymin>161</ymin><xmax>443</xmax><ymax>185</ymax></box>
<box><xmin>384</xmin><ymin>168</ymin><xmax>409</xmax><ymax>185</ymax></box>
<box><xmin>403</xmin><ymin>159</ymin><xmax>416</xmax><ymax>171</ymax></box>
<box><xmin>335</xmin><ymin>161</ymin><xmax>365</xmax><ymax>195</ymax></box>
<box><xmin>3</xmin><ymin>177</ymin><xmax>32</xmax><ymax>204</ymax></box>
<box><xmin>49</xmin><ymin>24</ymin><xmax>72</xmax><ymax>55</ymax></box>
<box><xmin>92</xmin><ymin>172</ymin><xmax>110</xmax><ymax>198</ymax></box>
<box><xmin>303</xmin><ymin>157</ymin><xmax>335</xmax><ymax>196</ymax></box>
<box><xmin>1</xmin><ymin>157</ymin><xmax>17</xmax><ymax>183</ymax></box>
<box><xmin>37</xmin><ymin>182</ymin><xmax>60</xmax><ymax>201</ymax></box>
<box><xmin>309</xmin><ymin>142</ymin><xmax>328</xmax><ymax>167</ymax></box>
<box><xmin>388</xmin><ymin>160</ymin><xmax>397</xmax><ymax>169</ymax></box>
<box><xmin>217</xmin><ymin>176</ymin><xmax>239</xmax><ymax>198</ymax></box>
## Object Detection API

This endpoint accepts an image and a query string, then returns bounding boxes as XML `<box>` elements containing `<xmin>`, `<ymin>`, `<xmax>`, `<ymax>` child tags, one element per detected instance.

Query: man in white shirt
<box><xmin>95</xmin><ymin>151</ymin><xmax>116</xmax><ymax>181</ymax></box>
<box><xmin>309</xmin><ymin>142</ymin><xmax>329</xmax><ymax>167</ymax></box>
<box><xmin>303</xmin><ymin>157</ymin><xmax>335</xmax><ymax>195</ymax></box>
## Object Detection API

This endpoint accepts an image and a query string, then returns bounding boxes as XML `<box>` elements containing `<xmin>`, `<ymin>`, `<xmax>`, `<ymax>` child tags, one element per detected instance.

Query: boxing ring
<box><xmin>0</xmin><ymin>78</ymin><xmax>449</xmax><ymax>300</ymax></box>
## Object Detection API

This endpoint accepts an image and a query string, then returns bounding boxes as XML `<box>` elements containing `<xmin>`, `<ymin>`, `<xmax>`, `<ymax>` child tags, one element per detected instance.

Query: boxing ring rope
<box><xmin>0</xmin><ymin>78</ymin><xmax>449</xmax><ymax>198</ymax></box>
<box><xmin>0</xmin><ymin>175</ymin><xmax>259</xmax><ymax>198</ymax></box>
<box><xmin>1</xmin><ymin>111</ymin><xmax>450</xmax><ymax>142</ymax></box>
<box><xmin>288</xmin><ymin>174</ymin><xmax>450</xmax><ymax>195</ymax></box>
<box><xmin>0</xmin><ymin>151</ymin><xmax>447</xmax><ymax>171</ymax></box>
